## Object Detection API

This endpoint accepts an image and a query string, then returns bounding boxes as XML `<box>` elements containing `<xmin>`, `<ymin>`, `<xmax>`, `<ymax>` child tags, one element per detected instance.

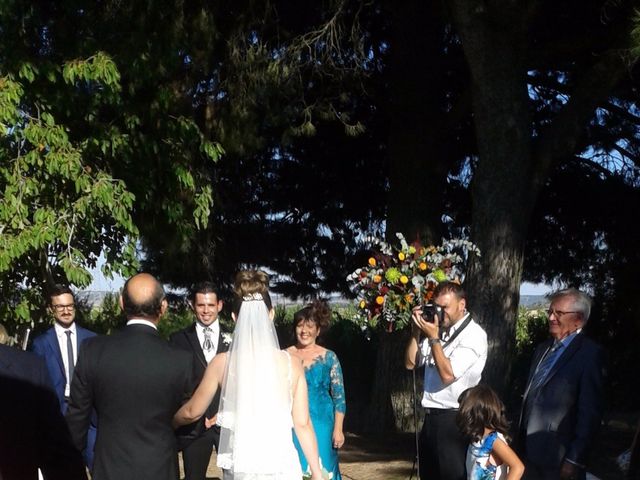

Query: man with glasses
<box><xmin>405</xmin><ymin>281</ymin><xmax>488</xmax><ymax>480</ymax></box>
<box><xmin>518</xmin><ymin>288</ymin><xmax>606</xmax><ymax>480</ymax></box>
<box><xmin>32</xmin><ymin>284</ymin><xmax>97</xmax><ymax>469</ymax></box>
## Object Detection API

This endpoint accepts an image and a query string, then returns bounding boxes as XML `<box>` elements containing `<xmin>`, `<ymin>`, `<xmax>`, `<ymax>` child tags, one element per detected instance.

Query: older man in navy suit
<box><xmin>32</xmin><ymin>284</ymin><xmax>97</xmax><ymax>469</ymax></box>
<box><xmin>518</xmin><ymin>288</ymin><xmax>606</xmax><ymax>480</ymax></box>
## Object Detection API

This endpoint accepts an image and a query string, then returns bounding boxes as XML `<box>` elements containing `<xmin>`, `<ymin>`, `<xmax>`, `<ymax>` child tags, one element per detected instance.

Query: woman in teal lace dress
<box><xmin>287</xmin><ymin>300</ymin><xmax>346</xmax><ymax>479</ymax></box>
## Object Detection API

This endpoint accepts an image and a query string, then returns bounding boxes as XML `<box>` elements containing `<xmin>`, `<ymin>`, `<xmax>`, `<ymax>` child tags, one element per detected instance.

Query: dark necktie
<box><xmin>524</xmin><ymin>342</ymin><xmax>562</xmax><ymax>418</ymax></box>
<box><xmin>65</xmin><ymin>330</ymin><xmax>75</xmax><ymax>382</ymax></box>
<box><xmin>203</xmin><ymin>327</ymin><xmax>213</xmax><ymax>352</ymax></box>
<box><xmin>529</xmin><ymin>342</ymin><xmax>562</xmax><ymax>392</ymax></box>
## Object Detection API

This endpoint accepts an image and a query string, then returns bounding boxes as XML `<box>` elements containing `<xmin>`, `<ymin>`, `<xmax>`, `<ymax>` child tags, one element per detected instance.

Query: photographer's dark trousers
<box><xmin>419</xmin><ymin>408</ymin><xmax>467</xmax><ymax>480</ymax></box>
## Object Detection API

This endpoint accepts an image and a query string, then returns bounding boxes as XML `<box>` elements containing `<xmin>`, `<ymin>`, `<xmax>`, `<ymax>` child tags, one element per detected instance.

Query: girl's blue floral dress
<box><xmin>465</xmin><ymin>431</ymin><xmax>507</xmax><ymax>480</ymax></box>
<box><xmin>292</xmin><ymin>350</ymin><xmax>346</xmax><ymax>480</ymax></box>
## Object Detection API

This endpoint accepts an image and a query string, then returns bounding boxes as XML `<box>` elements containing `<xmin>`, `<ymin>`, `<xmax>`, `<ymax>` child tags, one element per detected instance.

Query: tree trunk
<box><xmin>364</xmin><ymin>329</ymin><xmax>421</xmax><ymax>432</ymax></box>
<box><xmin>449</xmin><ymin>1</ymin><xmax>535</xmax><ymax>394</ymax></box>
<box><xmin>448</xmin><ymin>1</ymin><xmax>631</xmax><ymax>394</ymax></box>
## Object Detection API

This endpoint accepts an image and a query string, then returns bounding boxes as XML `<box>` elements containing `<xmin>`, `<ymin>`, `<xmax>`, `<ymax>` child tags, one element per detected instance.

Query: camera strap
<box><xmin>441</xmin><ymin>314</ymin><xmax>472</xmax><ymax>347</ymax></box>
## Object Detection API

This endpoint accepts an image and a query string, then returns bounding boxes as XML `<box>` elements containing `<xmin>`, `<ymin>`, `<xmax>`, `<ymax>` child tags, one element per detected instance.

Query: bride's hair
<box><xmin>232</xmin><ymin>270</ymin><xmax>273</xmax><ymax>314</ymax></box>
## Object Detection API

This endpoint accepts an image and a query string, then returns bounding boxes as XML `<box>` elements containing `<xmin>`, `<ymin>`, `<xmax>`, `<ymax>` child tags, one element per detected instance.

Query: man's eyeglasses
<box><xmin>52</xmin><ymin>304</ymin><xmax>75</xmax><ymax>312</ymax></box>
<box><xmin>546</xmin><ymin>308</ymin><xmax>578</xmax><ymax>318</ymax></box>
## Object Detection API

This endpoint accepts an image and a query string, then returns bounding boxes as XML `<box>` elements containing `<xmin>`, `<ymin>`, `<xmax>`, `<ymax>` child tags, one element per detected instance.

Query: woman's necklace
<box><xmin>295</xmin><ymin>344</ymin><xmax>323</xmax><ymax>365</ymax></box>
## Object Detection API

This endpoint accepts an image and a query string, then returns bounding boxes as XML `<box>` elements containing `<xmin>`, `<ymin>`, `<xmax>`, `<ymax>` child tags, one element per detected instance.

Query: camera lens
<box><xmin>421</xmin><ymin>304</ymin><xmax>437</xmax><ymax>323</ymax></box>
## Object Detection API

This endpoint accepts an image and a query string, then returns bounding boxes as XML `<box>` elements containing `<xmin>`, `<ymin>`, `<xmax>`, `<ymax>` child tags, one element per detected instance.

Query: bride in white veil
<box><xmin>174</xmin><ymin>271</ymin><xmax>323</xmax><ymax>480</ymax></box>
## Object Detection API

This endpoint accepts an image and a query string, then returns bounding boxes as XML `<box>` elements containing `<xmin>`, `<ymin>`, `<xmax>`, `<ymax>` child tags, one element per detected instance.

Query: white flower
<box><xmin>221</xmin><ymin>333</ymin><xmax>232</xmax><ymax>346</ymax></box>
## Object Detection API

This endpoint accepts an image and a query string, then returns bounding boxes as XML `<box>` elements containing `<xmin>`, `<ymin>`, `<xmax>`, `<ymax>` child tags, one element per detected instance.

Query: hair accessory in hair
<box><xmin>242</xmin><ymin>292</ymin><xmax>264</xmax><ymax>302</ymax></box>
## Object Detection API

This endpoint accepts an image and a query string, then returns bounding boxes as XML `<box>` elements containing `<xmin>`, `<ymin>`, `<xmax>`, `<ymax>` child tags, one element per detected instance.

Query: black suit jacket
<box><xmin>0</xmin><ymin>344</ymin><xmax>86</xmax><ymax>480</ymax></box>
<box><xmin>519</xmin><ymin>333</ymin><xmax>606</xmax><ymax>472</ymax></box>
<box><xmin>66</xmin><ymin>324</ymin><xmax>196</xmax><ymax>480</ymax></box>
<box><xmin>169</xmin><ymin>322</ymin><xmax>228</xmax><ymax>420</ymax></box>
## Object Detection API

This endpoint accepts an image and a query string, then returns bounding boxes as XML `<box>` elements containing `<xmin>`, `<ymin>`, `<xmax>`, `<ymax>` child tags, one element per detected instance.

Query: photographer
<box><xmin>405</xmin><ymin>281</ymin><xmax>488</xmax><ymax>480</ymax></box>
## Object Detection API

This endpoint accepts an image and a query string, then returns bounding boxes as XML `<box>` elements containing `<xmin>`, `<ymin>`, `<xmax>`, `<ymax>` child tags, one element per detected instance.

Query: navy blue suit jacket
<box><xmin>32</xmin><ymin>325</ymin><xmax>97</xmax><ymax>412</ymax></box>
<box><xmin>519</xmin><ymin>333</ymin><xmax>606</xmax><ymax>472</ymax></box>
<box><xmin>32</xmin><ymin>324</ymin><xmax>98</xmax><ymax>469</ymax></box>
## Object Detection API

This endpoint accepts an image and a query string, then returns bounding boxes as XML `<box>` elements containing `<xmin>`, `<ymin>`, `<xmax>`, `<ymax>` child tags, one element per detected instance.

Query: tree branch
<box><xmin>532</xmin><ymin>48</ymin><xmax>635</xmax><ymax>195</ymax></box>
<box><xmin>602</xmin><ymin>101</ymin><xmax>640</xmax><ymax>125</ymax></box>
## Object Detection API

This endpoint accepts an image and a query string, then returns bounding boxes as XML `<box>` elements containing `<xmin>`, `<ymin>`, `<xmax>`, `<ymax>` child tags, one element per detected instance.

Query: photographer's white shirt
<box><xmin>418</xmin><ymin>314</ymin><xmax>488</xmax><ymax>409</ymax></box>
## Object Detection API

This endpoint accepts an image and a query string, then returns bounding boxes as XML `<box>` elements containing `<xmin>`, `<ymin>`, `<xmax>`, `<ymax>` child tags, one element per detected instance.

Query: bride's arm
<box><xmin>291</xmin><ymin>359</ymin><xmax>323</xmax><ymax>480</ymax></box>
<box><xmin>173</xmin><ymin>352</ymin><xmax>226</xmax><ymax>428</ymax></box>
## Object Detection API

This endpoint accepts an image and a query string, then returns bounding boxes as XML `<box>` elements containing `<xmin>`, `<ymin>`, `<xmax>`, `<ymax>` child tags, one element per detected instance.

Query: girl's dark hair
<box><xmin>292</xmin><ymin>300</ymin><xmax>331</xmax><ymax>336</ymax></box>
<box><xmin>232</xmin><ymin>270</ymin><xmax>272</xmax><ymax>315</ymax></box>
<box><xmin>456</xmin><ymin>384</ymin><xmax>511</xmax><ymax>442</ymax></box>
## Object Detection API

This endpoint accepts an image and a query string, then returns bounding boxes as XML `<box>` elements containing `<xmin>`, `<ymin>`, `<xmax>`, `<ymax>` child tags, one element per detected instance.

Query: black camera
<box><xmin>421</xmin><ymin>304</ymin><xmax>444</xmax><ymax>323</ymax></box>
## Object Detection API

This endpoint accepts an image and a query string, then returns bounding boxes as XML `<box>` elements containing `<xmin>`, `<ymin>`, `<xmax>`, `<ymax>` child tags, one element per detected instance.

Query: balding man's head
<box><xmin>120</xmin><ymin>273</ymin><xmax>166</xmax><ymax>321</ymax></box>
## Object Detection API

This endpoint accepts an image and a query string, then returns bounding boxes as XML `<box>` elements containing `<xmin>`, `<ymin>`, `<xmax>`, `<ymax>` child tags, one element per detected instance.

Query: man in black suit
<box><xmin>170</xmin><ymin>282</ymin><xmax>229</xmax><ymax>480</ymax></box>
<box><xmin>0</xmin><ymin>343</ymin><xmax>86</xmax><ymax>480</ymax></box>
<box><xmin>66</xmin><ymin>273</ymin><xmax>196</xmax><ymax>480</ymax></box>
<box><xmin>518</xmin><ymin>288</ymin><xmax>606</xmax><ymax>480</ymax></box>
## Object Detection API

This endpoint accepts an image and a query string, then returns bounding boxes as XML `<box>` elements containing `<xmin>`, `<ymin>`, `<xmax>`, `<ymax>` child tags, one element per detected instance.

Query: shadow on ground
<box><xmin>178</xmin><ymin>412</ymin><xmax>638</xmax><ymax>480</ymax></box>
<box><xmin>339</xmin><ymin>411</ymin><xmax>638</xmax><ymax>480</ymax></box>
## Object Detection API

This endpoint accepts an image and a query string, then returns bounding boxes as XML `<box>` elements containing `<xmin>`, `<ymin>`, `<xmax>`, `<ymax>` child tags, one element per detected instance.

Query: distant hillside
<box><xmin>80</xmin><ymin>290</ymin><xmax>548</xmax><ymax>310</ymax></box>
<box><xmin>77</xmin><ymin>290</ymin><xmax>112</xmax><ymax>307</ymax></box>
<box><xmin>520</xmin><ymin>295</ymin><xmax>546</xmax><ymax>308</ymax></box>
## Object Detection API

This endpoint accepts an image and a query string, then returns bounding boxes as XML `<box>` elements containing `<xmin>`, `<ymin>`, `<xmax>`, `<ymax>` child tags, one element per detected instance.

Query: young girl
<box><xmin>457</xmin><ymin>385</ymin><xmax>525</xmax><ymax>480</ymax></box>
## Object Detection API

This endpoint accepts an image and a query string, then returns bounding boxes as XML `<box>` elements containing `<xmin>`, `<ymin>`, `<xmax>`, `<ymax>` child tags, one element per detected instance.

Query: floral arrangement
<box><xmin>347</xmin><ymin>233</ymin><xmax>480</xmax><ymax>331</ymax></box>
<box><xmin>221</xmin><ymin>332</ymin><xmax>233</xmax><ymax>346</ymax></box>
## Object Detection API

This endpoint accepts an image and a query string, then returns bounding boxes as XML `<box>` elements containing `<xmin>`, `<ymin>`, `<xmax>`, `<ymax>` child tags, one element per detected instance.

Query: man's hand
<box><xmin>559</xmin><ymin>460</ymin><xmax>580</xmax><ymax>480</ymax></box>
<box><xmin>411</xmin><ymin>306</ymin><xmax>439</xmax><ymax>340</ymax></box>
<box><xmin>204</xmin><ymin>415</ymin><xmax>217</xmax><ymax>429</ymax></box>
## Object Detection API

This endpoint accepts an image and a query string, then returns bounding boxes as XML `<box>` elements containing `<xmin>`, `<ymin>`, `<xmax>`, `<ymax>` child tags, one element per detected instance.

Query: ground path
<box><xmin>182</xmin><ymin>432</ymin><xmax>415</xmax><ymax>480</ymax></box>
<box><xmin>182</xmin><ymin>414</ymin><xmax>637</xmax><ymax>480</ymax></box>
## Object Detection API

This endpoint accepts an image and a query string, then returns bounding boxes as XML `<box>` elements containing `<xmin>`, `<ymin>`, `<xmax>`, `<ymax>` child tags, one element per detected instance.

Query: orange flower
<box><xmin>419</xmin><ymin>262</ymin><xmax>427</xmax><ymax>271</ymax></box>
<box><xmin>373</xmin><ymin>274</ymin><xmax>382</xmax><ymax>283</ymax></box>
<box><xmin>400</xmin><ymin>275</ymin><xmax>409</xmax><ymax>284</ymax></box>
<box><xmin>375</xmin><ymin>296</ymin><xmax>385</xmax><ymax>305</ymax></box>
<box><xmin>404</xmin><ymin>293</ymin><xmax>414</xmax><ymax>302</ymax></box>
<box><xmin>368</xmin><ymin>257</ymin><xmax>376</xmax><ymax>267</ymax></box>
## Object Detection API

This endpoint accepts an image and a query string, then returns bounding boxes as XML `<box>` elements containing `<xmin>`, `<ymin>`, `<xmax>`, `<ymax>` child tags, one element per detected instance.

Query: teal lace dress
<box><xmin>293</xmin><ymin>350</ymin><xmax>346</xmax><ymax>479</ymax></box>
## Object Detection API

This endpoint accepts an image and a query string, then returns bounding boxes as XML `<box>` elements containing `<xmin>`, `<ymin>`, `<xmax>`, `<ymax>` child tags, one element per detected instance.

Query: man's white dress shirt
<box><xmin>417</xmin><ymin>313</ymin><xmax>488</xmax><ymax>409</ymax></box>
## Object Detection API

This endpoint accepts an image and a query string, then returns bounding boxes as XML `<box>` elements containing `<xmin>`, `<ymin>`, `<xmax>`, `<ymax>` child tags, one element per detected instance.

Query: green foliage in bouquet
<box><xmin>347</xmin><ymin>233</ymin><xmax>480</xmax><ymax>332</ymax></box>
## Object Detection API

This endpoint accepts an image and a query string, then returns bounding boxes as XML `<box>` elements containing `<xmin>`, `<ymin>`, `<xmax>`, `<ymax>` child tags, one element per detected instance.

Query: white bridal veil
<box><xmin>216</xmin><ymin>293</ymin><xmax>299</xmax><ymax>478</ymax></box>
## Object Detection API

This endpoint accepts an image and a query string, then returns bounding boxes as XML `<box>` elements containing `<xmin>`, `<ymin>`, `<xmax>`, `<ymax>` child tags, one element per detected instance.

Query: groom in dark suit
<box><xmin>518</xmin><ymin>288</ymin><xmax>606</xmax><ymax>480</ymax></box>
<box><xmin>31</xmin><ymin>284</ymin><xmax>97</xmax><ymax>468</ymax></box>
<box><xmin>170</xmin><ymin>282</ymin><xmax>229</xmax><ymax>480</ymax></box>
<box><xmin>66</xmin><ymin>273</ymin><xmax>196</xmax><ymax>480</ymax></box>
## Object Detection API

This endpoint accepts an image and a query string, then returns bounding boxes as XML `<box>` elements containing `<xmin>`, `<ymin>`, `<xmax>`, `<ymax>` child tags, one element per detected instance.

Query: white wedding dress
<box><xmin>216</xmin><ymin>296</ymin><xmax>303</xmax><ymax>480</ymax></box>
